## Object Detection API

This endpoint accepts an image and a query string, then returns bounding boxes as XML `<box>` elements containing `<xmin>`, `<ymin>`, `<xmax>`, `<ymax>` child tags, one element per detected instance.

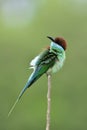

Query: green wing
<box><xmin>25</xmin><ymin>48</ymin><xmax>57</xmax><ymax>87</ymax></box>
<box><xmin>17</xmin><ymin>49</ymin><xmax>57</xmax><ymax>100</ymax></box>
<box><xmin>35</xmin><ymin>48</ymin><xmax>57</xmax><ymax>73</ymax></box>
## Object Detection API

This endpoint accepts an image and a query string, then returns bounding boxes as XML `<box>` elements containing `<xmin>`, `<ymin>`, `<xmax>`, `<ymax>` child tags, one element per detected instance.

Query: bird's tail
<box><xmin>8</xmin><ymin>68</ymin><xmax>44</xmax><ymax>117</ymax></box>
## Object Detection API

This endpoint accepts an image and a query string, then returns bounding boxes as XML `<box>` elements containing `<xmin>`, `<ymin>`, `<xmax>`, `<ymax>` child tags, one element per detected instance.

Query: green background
<box><xmin>0</xmin><ymin>0</ymin><xmax>87</xmax><ymax>130</ymax></box>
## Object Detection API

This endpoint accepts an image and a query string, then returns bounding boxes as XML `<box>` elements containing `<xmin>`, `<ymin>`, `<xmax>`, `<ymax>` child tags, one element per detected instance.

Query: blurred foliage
<box><xmin>0</xmin><ymin>0</ymin><xmax>87</xmax><ymax>130</ymax></box>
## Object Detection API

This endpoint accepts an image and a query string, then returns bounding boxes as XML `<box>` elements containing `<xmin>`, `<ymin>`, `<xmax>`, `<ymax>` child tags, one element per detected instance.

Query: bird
<box><xmin>8</xmin><ymin>36</ymin><xmax>67</xmax><ymax>117</ymax></box>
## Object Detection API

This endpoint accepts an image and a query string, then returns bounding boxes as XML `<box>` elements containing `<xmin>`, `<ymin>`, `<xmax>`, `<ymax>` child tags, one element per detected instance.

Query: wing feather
<box><xmin>30</xmin><ymin>48</ymin><xmax>57</xmax><ymax>74</ymax></box>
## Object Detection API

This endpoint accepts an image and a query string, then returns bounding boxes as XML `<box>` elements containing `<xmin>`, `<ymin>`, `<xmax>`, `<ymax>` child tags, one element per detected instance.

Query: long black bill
<box><xmin>47</xmin><ymin>36</ymin><xmax>55</xmax><ymax>42</ymax></box>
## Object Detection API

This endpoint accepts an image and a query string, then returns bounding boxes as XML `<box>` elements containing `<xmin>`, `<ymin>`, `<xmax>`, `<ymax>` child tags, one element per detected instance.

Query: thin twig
<box><xmin>46</xmin><ymin>74</ymin><xmax>51</xmax><ymax>130</ymax></box>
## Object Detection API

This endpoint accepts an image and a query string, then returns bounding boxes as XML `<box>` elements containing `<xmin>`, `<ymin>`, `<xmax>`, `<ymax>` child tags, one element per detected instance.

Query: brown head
<box><xmin>47</xmin><ymin>36</ymin><xmax>67</xmax><ymax>50</ymax></box>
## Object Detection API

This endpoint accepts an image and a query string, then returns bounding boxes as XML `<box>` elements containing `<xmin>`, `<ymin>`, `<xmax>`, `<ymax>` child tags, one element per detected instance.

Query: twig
<box><xmin>46</xmin><ymin>74</ymin><xmax>51</xmax><ymax>130</ymax></box>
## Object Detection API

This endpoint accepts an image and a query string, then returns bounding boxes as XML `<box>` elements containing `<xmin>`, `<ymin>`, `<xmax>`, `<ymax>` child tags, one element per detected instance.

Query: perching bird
<box><xmin>8</xmin><ymin>36</ymin><xmax>67</xmax><ymax>117</ymax></box>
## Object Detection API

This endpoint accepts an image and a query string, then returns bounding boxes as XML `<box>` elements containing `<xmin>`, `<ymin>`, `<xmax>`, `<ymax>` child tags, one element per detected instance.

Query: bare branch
<box><xmin>46</xmin><ymin>74</ymin><xmax>51</xmax><ymax>130</ymax></box>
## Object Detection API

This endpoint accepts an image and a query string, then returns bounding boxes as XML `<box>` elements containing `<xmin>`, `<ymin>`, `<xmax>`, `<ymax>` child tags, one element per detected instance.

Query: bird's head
<box><xmin>47</xmin><ymin>36</ymin><xmax>67</xmax><ymax>51</ymax></box>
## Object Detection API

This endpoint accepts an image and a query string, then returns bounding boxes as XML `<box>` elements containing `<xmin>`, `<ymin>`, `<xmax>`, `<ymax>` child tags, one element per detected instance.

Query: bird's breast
<box><xmin>52</xmin><ymin>54</ymin><xmax>65</xmax><ymax>73</ymax></box>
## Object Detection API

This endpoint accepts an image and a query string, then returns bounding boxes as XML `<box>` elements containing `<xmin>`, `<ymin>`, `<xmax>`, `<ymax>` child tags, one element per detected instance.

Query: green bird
<box><xmin>8</xmin><ymin>36</ymin><xmax>67</xmax><ymax>117</ymax></box>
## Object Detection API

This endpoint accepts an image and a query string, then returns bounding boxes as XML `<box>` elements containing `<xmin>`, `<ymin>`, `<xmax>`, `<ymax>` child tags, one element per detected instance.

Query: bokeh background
<box><xmin>0</xmin><ymin>0</ymin><xmax>87</xmax><ymax>130</ymax></box>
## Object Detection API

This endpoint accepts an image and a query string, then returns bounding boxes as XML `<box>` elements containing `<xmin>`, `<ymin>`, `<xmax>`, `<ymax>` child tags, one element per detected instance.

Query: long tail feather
<box><xmin>8</xmin><ymin>98</ymin><xmax>19</xmax><ymax>117</ymax></box>
<box><xmin>8</xmin><ymin>68</ymin><xmax>43</xmax><ymax>117</ymax></box>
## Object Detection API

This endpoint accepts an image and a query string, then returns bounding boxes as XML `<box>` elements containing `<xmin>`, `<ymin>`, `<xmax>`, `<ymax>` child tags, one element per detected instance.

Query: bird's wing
<box><xmin>33</xmin><ymin>48</ymin><xmax>57</xmax><ymax>74</ymax></box>
<box><xmin>37</xmin><ymin>49</ymin><xmax>56</xmax><ymax>65</ymax></box>
<box><xmin>25</xmin><ymin>49</ymin><xmax>57</xmax><ymax>88</ymax></box>
<box><xmin>30</xmin><ymin>48</ymin><xmax>57</xmax><ymax>69</ymax></box>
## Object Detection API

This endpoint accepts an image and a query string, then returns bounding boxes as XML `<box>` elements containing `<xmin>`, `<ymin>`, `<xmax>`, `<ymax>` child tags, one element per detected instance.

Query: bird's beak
<box><xmin>47</xmin><ymin>36</ymin><xmax>55</xmax><ymax>42</ymax></box>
